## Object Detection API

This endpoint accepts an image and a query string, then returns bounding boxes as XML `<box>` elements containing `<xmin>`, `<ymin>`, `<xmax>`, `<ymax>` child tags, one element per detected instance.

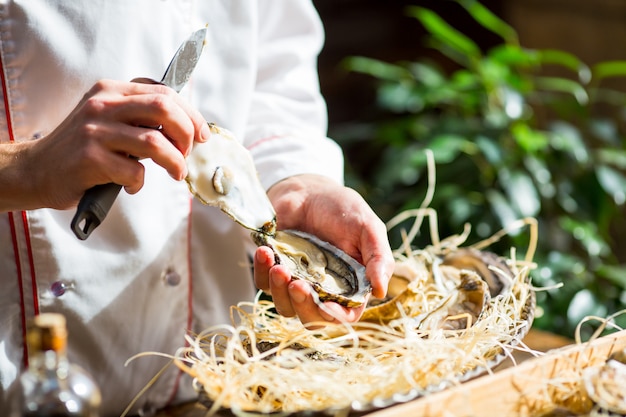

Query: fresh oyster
<box><xmin>417</xmin><ymin>270</ymin><xmax>491</xmax><ymax>331</ymax></box>
<box><xmin>581</xmin><ymin>348</ymin><xmax>626</xmax><ymax>415</ymax></box>
<box><xmin>186</xmin><ymin>124</ymin><xmax>370</xmax><ymax>308</ymax></box>
<box><xmin>359</xmin><ymin>264</ymin><xmax>424</xmax><ymax>323</ymax></box>
<box><xmin>252</xmin><ymin>229</ymin><xmax>371</xmax><ymax>308</ymax></box>
<box><xmin>185</xmin><ymin>123</ymin><xmax>276</xmax><ymax>232</ymax></box>
<box><xmin>442</xmin><ymin>248</ymin><xmax>513</xmax><ymax>297</ymax></box>
<box><xmin>244</xmin><ymin>340</ymin><xmax>345</xmax><ymax>363</ymax></box>
<box><xmin>361</xmin><ymin>248</ymin><xmax>511</xmax><ymax>325</ymax></box>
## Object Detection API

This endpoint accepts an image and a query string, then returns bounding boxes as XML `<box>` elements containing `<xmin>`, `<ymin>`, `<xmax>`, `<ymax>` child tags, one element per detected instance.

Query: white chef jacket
<box><xmin>0</xmin><ymin>1</ymin><xmax>344</xmax><ymax>415</ymax></box>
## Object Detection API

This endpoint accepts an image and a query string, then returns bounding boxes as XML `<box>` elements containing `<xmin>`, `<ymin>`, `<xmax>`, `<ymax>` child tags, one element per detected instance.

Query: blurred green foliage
<box><xmin>336</xmin><ymin>0</ymin><xmax>626</xmax><ymax>339</ymax></box>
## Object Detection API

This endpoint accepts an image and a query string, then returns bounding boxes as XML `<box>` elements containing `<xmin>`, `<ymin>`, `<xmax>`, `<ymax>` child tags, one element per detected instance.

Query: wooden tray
<box><xmin>365</xmin><ymin>329</ymin><xmax>626</xmax><ymax>417</ymax></box>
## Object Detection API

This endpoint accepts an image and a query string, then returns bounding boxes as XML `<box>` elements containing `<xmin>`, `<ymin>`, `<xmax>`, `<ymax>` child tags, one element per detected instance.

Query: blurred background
<box><xmin>312</xmin><ymin>0</ymin><xmax>626</xmax><ymax>339</ymax></box>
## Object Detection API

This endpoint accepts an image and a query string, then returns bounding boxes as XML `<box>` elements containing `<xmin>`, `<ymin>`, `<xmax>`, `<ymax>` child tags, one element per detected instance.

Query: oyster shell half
<box><xmin>361</xmin><ymin>248</ymin><xmax>512</xmax><ymax>325</ymax></box>
<box><xmin>252</xmin><ymin>230</ymin><xmax>371</xmax><ymax>308</ymax></box>
<box><xmin>583</xmin><ymin>349</ymin><xmax>626</xmax><ymax>414</ymax></box>
<box><xmin>185</xmin><ymin>123</ymin><xmax>276</xmax><ymax>232</ymax></box>
<box><xmin>186</xmin><ymin>123</ymin><xmax>370</xmax><ymax>308</ymax></box>
<box><xmin>417</xmin><ymin>270</ymin><xmax>491</xmax><ymax>331</ymax></box>
<box><xmin>442</xmin><ymin>248</ymin><xmax>513</xmax><ymax>297</ymax></box>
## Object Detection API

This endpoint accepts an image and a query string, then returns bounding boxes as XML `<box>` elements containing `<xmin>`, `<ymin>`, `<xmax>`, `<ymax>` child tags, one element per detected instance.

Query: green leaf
<box><xmin>447</xmin><ymin>196</ymin><xmax>475</xmax><ymax>225</ymax></box>
<box><xmin>477</xmin><ymin>58</ymin><xmax>510</xmax><ymax>85</ymax></box>
<box><xmin>524</xmin><ymin>155</ymin><xmax>555</xmax><ymax>198</ymax></box>
<box><xmin>407</xmin><ymin>62</ymin><xmax>446</xmax><ymax>87</ymax></box>
<box><xmin>511</xmin><ymin>123</ymin><xmax>549</xmax><ymax>153</ymax></box>
<box><xmin>488</xmin><ymin>45</ymin><xmax>538</xmax><ymax>67</ymax></box>
<box><xmin>567</xmin><ymin>289</ymin><xmax>607</xmax><ymax>331</ymax></box>
<box><xmin>589</xmin><ymin>119</ymin><xmax>620</xmax><ymax>145</ymax></box>
<box><xmin>595</xmin><ymin>165</ymin><xmax>626</xmax><ymax>205</ymax></box>
<box><xmin>596</xmin><ymin>148</ymin><xmax>626</xmax><ymax>170</ymax></box>
<box><xmin>500</xmin><ymin>169</ymin><xmax>541</xmax><ymax>217</ymax></box>
<box><xmin>375</xmin><ymin>144</ymin><xmax>424</xmax><ymax>187</ymax></box>
<box><xmin>449</xmin><ymin>69</ymin><xmax>480</xmax><ymax>90</ymax></box>
<box><xmin>560</xmin><ymin>217</ymin><xmax>611</xmax><ymax>258</ymax></box>
<box><xmin>549</xmin><ymin>121</ymin><xmax>589</xmax><ymax>164</ymax></box>
<box><xmin>407</xmin><ymin>6</ymin><xmax>481</xmax><ymax>59</ymax></box>
<box><xmin>475</xmin><ymin>135</ymin><xmax>503</xmax><ymax>165</ymax></box>
<box><xmin>343</xmin><ymin>56</ymin><xmax>411</xmax><ymax>82</ymax></box>
<box><xmin>597</xmin><ymin>265</ymin><xmax>626</xmax><ymax>289</ymax></box>
<box><xmin>486</xmin><ymin>189</ymin><xmax>518</xmax><ymax>231</ymax></box>
<box><xmin>534</xmin><ymin>76</ymin><xmax>589</xmax><ymax>105</ymax></box>
<box><xmin>426</xmin><ymin>134</ymin><xmax>475</xmax><ymax>164</ymax></box>
<box><xmin>537</xmin><ymin>49</ymin><xmax>591</xmax><ymax>83</ymax></box>
<box><xmin>378</xmin><ymin>82</ymin><xmax>424</xmax><ymax>113</ymax></box>
<box><xmin>593</xmin><ymin>61</ymin><xmax>626</xmax><ymax>81</ymax></box>
<box><xmin>456</xmin><ymin>0</ymin><xmax>518</xmax><ymax>44</ymax></box>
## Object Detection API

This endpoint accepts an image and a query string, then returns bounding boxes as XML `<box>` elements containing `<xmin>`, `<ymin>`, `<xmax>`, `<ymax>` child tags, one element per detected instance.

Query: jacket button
<box><xmin>162</xmin><ymin>268</ymin><xmax>181</xmax><ymax>286</ymax></box>
<box><xmin>50</xmin><ymin>280</ymin><xmax>71</xmax><ymax>297</ymax></box>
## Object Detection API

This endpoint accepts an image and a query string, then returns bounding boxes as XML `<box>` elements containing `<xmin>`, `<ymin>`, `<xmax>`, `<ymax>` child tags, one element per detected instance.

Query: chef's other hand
<box><xmin>253</xmin><ymin>174</ymin><xmax>395</xmax><ymax>325</ymax></box>
<box><xmin>0</xmin><ymin>79</ymin><xmax>210</xmax><ymax>212</ymax></box>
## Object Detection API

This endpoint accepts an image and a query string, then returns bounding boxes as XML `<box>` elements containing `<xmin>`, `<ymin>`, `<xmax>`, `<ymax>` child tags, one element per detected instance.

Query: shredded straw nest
<box><xmin>164</xmin><ymin>151</ymin><xmax>538</xmax><ymax>416</ymax></box>
<box><xmin>170</xmin><ymin>212</ymin><xmax>537</xmax><ymax>416</ymax></box>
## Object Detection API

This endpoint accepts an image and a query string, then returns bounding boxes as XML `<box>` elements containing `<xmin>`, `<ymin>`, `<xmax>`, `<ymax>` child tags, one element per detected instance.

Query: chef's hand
<box><xmin>253</xmin><ymin>174</ymin><xmax>395</xmax><ymax>325</ymax></box>
<box><xmin>0</xmin><ymin>79</ymin><xmax>210</xmax><ymax>212</ymax></box>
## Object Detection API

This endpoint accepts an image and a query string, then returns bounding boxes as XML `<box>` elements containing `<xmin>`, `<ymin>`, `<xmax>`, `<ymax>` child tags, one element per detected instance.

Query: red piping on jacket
<box><xmin>21</xmin><ymin>211</ymin><xmax>40</xmax><ymax>315</ymax></box>
<box><xmin>247</xmin><ymin>134</ymin><xmax>287</xmax><ymax>151</ymax></box>
<box><xmin>0</xmin><ymin>49</ymin><xmax>40</xmax><ymax>368</ymax></box>
<box><xmin>7</xmin><ymin>213</ymin><xmax>29</xmax><ymax>367</ymax></box>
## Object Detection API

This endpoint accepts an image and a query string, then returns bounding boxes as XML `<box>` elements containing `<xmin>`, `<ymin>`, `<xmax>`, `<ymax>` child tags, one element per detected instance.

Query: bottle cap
<box><xmin>26</xmin><ymin>313</ymin><xmax>68</xmax><ymax>353</ymax></box>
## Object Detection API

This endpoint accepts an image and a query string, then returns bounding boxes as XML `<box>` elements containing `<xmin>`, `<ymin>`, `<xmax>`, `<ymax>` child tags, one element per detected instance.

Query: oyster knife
<box><xmin>71</xmin><ymin>27</ymin><xmax>207</xmax><ymax>240</ymax></box>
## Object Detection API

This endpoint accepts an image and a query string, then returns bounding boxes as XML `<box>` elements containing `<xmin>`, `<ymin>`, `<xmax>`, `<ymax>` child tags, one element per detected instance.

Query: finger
<box><xmin>107</xmin><ymin>93</ymin><xmax>197</xmax><ymax>157</ymax></box>
<box><xmin>360</xmin><ymin>221</ymin><xmax>395</xmax><ymax>300</ymax></box>
<box><xmin>287</xmin><ymin>279</ymin><xmax>321</xmax><ymax>324</ymax></box>
<box><xmin>269</xmin><ymin>265</ymin><xmax>296</xmax><ymax>317</ymax></box>
<box><xmin>86</xmin><ymin>121</ymin><xmax>188</xmax><ymax>181</ymax></box>
<box><xmin>318</xmin><ymin>301</ymin><xmax>366</xmax><ymax>323</ymax></box>
<box><xmin>73</xmin><ymin>129</ymin><xmax>146</xmax><ymax>192</ymax></box>
<box><xmin>87</xmin><ymin>80</ymin><xmax>209</xmax><ymax>153</ymax></box>
<box><xmin>114</xmin><ymin>157</ymin><xmax>144</xmax><ymax>194</ymax></box>
<box><xmin>99</xmin><ymin>154</ymin><xmax>145</xmax><ymax>194</ymax></box>
<box><xmin>365</xmin><ymin>255</ymin><xmax>394</xmax><ymax>300</ymax></box>
<box><xmin>123</xmin><ymin>179</ymin><xmax>144</xmax><ymax>194</ymax></box>
<box><xmin>127</xmin><ymin>80</ymin><xmax>210</xmax><ymax>145</ymax></box>
<box><xmin>130</xmin><ymin>77</ymin><xmax>160</xmax><ymax>85</ymax></box>
<box><xmin>288</xmin><ymin>280</ymin><xmax>365</xmax><ymax>325</ymax></box>
<box><xmin>253</xmin><ymin>246</ymin><xmax>275</xmax><ymax>293</ymax></box>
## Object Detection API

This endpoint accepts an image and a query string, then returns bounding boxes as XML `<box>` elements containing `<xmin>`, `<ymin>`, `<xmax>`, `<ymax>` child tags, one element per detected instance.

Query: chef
<box><xmin>0</xmin><ymin>1</ymin><xmax>394</xmax><ymax>415</ymax></box>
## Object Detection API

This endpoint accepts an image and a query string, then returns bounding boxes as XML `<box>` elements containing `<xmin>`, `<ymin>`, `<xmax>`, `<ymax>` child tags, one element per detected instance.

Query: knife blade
<box><xmin>71</xmin><ymin>27</ymin><xmax>207</xmax><ymax>240</ymax></box>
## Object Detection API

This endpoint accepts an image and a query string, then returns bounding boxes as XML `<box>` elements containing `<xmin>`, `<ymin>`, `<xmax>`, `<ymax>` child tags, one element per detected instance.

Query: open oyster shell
<box><xmin>252</xmin><ymin>229</ymin><xmax>371</xmax><ymax>308</ymax></box>
<box><xmin>185</xmin><ymin>123</ymin><xmax>276</xmax><ymax>232</ymax></box>
<box><xmin>186</xmin><ymin>123</ymin><xmax>370</xmax><ymax>308</ymax></box>
<box><xmin>442</xmin><ymin>248</ymin><xmax>513</xmax><ymax>298</ymax></box>
<box><xmin>583</xmin><ymin>349</ymin><xmax>626</xmax><ymax>415</ymax></box>
<box><xmin>417</xmin><ymin>270</ymin><xmax>491</xmax><ymax>331</ymax></box>
<box><xmin>361</xmin><ymin>248</ymin><xmax>512</xmax><ymax>325</ymax></box>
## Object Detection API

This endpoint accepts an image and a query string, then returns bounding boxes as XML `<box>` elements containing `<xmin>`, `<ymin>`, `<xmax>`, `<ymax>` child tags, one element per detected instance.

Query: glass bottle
<box><xmin>8</xmin><ymin>313</ymin><xmax>101</xmax><ymax>417</ymax></box>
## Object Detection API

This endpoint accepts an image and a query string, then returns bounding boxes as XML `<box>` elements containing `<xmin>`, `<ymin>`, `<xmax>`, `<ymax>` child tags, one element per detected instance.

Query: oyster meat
<box><xmin>442</xmin><ymin>248</ymin><xmax>513</xmax><ymax>297</ymax></box>
<box><xmin>252</xmin><ymin>229</ymin><xmax>371</xmax><ymax>308</ymax></box>
<box><xmin>185</xmin><ymin>123</ymin><xmax>276</xmax><ymax>232</ymax></box>
<box><xmin>417</xmin><ymin>270</ymin><xmax>491</xmax><ymax>331</ymax></box>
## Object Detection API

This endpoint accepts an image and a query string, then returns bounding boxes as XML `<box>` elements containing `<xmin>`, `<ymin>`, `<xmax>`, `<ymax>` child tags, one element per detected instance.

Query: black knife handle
<box><xmin>71</xmin><ymin>183</ymin><xmax>122</xmax><ymax>240</ymax></box>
